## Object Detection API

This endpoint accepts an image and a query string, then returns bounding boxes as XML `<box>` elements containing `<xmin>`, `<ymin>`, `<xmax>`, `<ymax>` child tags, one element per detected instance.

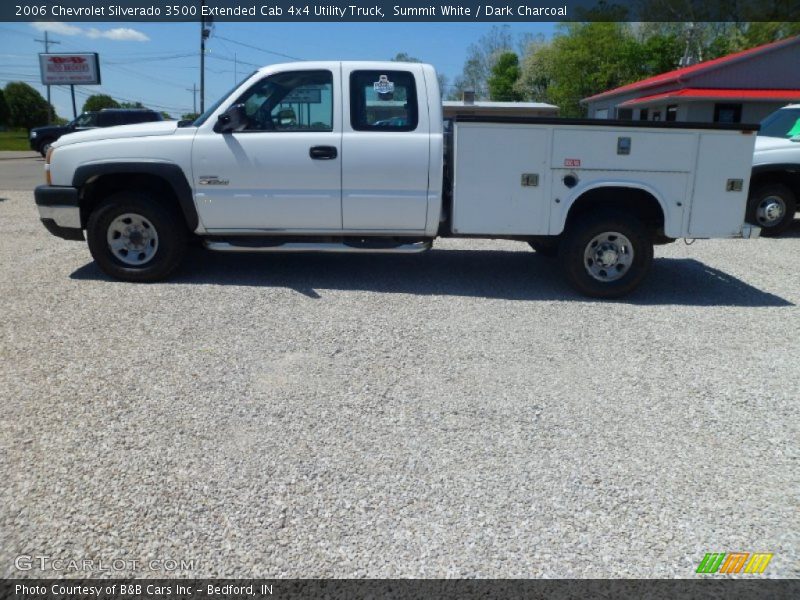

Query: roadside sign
<box><xmin>39</xmin><ymin>53</ymin><xmax>101</xmax><ymax>85</ymax></box>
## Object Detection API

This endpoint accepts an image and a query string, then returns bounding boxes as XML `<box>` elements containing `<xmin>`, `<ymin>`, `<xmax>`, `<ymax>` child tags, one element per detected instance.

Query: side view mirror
<box><xmin>214</xmin><ymin>104</ymin><xmax>247</xmax><ymax>133</ymax></box>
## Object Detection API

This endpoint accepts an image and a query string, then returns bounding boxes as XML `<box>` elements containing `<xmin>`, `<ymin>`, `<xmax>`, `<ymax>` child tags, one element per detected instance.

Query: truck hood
<box><xmin>753</xmin><ymin>135</ymin><xmax>800</xmax><ymax>165</ymax></box>
<box><xmin>53</xmin><ymin>121</ymin><xmax>178</xmax><ymax>148</ymax></box>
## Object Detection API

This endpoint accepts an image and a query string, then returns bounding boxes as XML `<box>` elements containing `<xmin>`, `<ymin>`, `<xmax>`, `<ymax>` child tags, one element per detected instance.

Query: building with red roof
<box><xmin>581</xmin><ymin>35</ymin><xmax>800</xmax><ymax>124</ymax></box>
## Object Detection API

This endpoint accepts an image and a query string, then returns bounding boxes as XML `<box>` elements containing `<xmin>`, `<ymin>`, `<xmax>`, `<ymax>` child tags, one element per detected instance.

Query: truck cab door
<box><xmin>192</xmin><ymin>68</ymin><xmax>342</xmax><ymax>231</ymax></box>
<box><xmin>341</xmin><ymin>66</ymin><xmax>431</xmax><ymax>232</ymax></box>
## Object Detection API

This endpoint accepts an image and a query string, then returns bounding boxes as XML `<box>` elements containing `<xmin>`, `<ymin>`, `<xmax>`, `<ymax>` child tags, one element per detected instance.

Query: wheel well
<box><xmin>750</xmin><ymin>170</ymin><xmax>800</xmax><ymax>198</ymax></box>
<box><xmin>79</xmin><ymin>173</ymin><xmax>183</xmax><ymax>228</ymax></box>
<box><xmin>566</xmin><ymin>187</ymin><xmax>665</xmax><ymax>234</ymax></box>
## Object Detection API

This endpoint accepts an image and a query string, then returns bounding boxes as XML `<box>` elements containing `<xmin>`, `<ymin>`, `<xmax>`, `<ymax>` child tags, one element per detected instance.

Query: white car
<box><xmin>749</xmin><ymin>104</ymin><xmax>800</xmax><ymax>235</ymax></box>
<box><xmin>35</xmin><ymin>61</ymin><xmax>759</xmax><ymax>298</ymax></box>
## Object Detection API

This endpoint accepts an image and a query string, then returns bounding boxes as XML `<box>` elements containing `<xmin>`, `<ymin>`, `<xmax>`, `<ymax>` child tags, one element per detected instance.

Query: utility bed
<box><xmin>450</xmin><ymin>116</ymin><xmax>759</xmax><ymax>239</ymax></box>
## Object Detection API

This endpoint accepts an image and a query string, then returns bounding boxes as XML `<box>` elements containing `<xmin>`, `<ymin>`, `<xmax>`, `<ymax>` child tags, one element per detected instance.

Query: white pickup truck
<box><xmin>748</xmin><ymin>104</ymin><xmax>800</xmax><ymax>236</ymax></box>
<box><xmin>36</xmin><ymin>61</ymin><xmax>760</xmax><ymax>298</ymax></box>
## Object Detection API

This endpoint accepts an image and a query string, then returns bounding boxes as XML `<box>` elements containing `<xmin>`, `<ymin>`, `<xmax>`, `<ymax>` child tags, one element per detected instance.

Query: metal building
<box><xmin>582</xmin><ymin>35</ymin><xmax>800</xmax><ymax>124</ymax></box>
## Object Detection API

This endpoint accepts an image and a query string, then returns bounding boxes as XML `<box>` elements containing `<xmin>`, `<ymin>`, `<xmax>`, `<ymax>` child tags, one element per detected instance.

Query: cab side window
<box><xmin>233</xmin><ymin>70</ymin><xmax>333</xmax><ymax>132</ymax></box>
<box><xmin>349</xmin><ymin>70</ymin><xmax>418</xmax><ymax>132</ymax></box>
<box><xmin>96</xmin><ymin>112</ymin><xmax>118</xmax><ymax>127</ymax></box>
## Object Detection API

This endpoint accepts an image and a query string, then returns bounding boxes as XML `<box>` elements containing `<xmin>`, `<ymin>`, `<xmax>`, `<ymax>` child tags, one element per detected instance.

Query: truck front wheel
<box><xmin>746</xmin><ymin>183</ymin><xmax>796</xmax><ymax>237</ymax></box>
<box><xmin>559</xmin><ymin>211</ymin><xmax>653</xmax><ymax>298</ymax></box>
<box><xmin>87</xmin><ymin>192</ymin><xmax>188</xmax><ymax>282</ymax></box>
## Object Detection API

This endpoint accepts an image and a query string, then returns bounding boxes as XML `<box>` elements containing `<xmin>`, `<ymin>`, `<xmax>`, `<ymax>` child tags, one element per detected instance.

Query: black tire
<box><xmin>746</xmin><ymin>183</ymin><xmax>796</xmax><ymax>237</ymax></box>
<box><xmin>528</xmin><ymin>240</ymin><xmax>559</xmax><ymax>257</ymax></box>
<box><xmin>559</xmin><ymin>210</ymin><xmax>654</xmax><ymax>299</ymax></box>
<box><xmin>87</xmin><ymin>191</ymin><xmax>188</xmax><ymax>282</ymax></box>
<box><xmin>38</xmin><ymin>139</ymin><xmax>55</xmax><ymax>157</ymax></box>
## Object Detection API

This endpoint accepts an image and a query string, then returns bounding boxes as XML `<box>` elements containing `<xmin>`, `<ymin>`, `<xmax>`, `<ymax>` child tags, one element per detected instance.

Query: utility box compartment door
<box><xmin>452</xmin><ymin>123</ymin><xmax>551</xmax><ymax>235</ymax></box>
<box><xmin>688</xmin><ymin>132</ymin><xmax>755</xmax><ymax>237</ymax></box>
<box><xmin>551</xmin><ymin>128</ymin><xmax>696</xmax><ymax>172</ymax></box>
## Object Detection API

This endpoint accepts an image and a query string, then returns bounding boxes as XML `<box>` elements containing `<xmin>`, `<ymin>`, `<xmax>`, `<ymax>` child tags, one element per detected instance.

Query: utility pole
<box><xmin>34</xmin><ymin>30</ymin><xmax>60</xmax><ymax>124</ymax></box>
<box><xmin>186</xmin><ymin>83</ymin><xmax>197</xmax><ymax>114</ymax></box>
<box><xmin>200</xmin><ymin>1</ymin><xmax>213</xmax><ymax>113</ymax></box>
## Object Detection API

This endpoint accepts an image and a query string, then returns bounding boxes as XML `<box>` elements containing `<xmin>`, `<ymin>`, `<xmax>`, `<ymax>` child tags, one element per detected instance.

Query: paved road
<box><xmin>0</xmin><ymin>152</ymin><xmax>43</xmax><ymax>191</ymax></box>
<box><xmin>1</xmin><ymin>182</ymin><xmax>798</xmax><ymax>579</ymax></box>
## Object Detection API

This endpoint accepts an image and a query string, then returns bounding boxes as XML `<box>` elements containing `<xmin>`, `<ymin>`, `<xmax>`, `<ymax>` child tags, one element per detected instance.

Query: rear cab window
<box><xmin>349</xmin><ymin>70</ymin><xmax>418</xmax><ymax>132</ymax></box>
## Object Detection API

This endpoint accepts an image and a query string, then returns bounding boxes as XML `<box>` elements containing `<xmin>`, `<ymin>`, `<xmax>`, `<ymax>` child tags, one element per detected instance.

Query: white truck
<box><xmin>748</xmin><ymin>104</ymin><xmax>800</xmax><ymax>236</ymax></box>
<box><xmin>35</xmin><ymin>61</ymin><xmax>760</xmax><ymax>298</ymax></box>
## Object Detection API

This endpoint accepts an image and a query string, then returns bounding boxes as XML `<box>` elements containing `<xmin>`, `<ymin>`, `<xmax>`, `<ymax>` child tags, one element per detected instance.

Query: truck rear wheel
<box><xmin>87</xmin><ymin>192</ymin><xmax>187</xmax><ymax>282</ymax></box>
<box><xmin>559</xmin><ymin>211</ymin><xmax>653</xmax><ymax>298</ymax></box>
<box><xmin>746</xmin><ymin>183</ymin><xmax>796</xmax><ymax>237</ymax></box>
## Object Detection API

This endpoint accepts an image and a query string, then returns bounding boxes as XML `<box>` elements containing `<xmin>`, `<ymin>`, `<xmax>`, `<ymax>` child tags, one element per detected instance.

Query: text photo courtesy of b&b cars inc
<box><xmin>0</xmin><ymin>1</ymin><xmax>799</xmax><ymax>598</ymax></box>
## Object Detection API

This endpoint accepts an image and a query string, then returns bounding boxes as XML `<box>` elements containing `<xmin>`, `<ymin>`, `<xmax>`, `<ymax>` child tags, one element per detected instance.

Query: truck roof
<box><xmin>256</xmin><ymin>60</ymin><xmax>433</xmax><ymax>74</ymax></box>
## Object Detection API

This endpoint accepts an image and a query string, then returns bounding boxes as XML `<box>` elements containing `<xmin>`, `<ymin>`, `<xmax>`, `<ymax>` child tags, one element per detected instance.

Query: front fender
<box><xmin>73</xmin><ymin>161</ymin><xmax>198</xmax><ymax>232</ymax></box>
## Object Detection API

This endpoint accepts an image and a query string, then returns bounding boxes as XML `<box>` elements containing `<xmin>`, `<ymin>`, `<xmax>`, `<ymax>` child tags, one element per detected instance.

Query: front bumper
<box><xmin>34</xmin><ymin>185</ymin><xmax>84</xmax><ymax>241</ymax></box>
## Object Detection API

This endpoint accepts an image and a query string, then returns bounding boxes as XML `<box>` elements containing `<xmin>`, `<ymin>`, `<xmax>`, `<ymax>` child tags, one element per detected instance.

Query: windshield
<box><xmin>192</xmin><ymin>71</ymin><xmax>257</xmax><ymax>127</ymax></box>
<box><xmin>759</xmin><ymin>108</ymin><xmax>800</xmax><ymax>138</ymax></box>
<box><xmin>71</xmin><ymin>113</ymin><xmax>97</xmax><ymax>128</ymax></box>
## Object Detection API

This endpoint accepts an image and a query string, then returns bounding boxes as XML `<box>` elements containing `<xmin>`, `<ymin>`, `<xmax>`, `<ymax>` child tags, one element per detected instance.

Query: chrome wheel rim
<box><xmin>756</xmin><ymin>195</ymin><xmax>786</xmax><ymax>227</ymax></box>
<box><xmin>583</xmin><ymin>231</ymin><xmax>634</xmax><ymax>282</ymax></box>
<box><xmin>107</xmin><ymin>213</ymin><xmax>159</xmax><ymax>266</ymax></box>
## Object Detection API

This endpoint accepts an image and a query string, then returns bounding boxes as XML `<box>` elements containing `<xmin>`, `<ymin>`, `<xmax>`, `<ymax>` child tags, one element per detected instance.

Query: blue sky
<box><xmin>0</xmin><ymin>21</ymin><xmax>556</xmax><ymax>118</ymax></box>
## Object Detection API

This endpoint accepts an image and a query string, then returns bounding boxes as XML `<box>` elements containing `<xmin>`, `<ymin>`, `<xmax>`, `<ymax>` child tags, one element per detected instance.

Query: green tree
<box><xmin>488</xmin><ymin>52</ymin><xmax>523</xmax><ymax>101</ymax></box>
<box><xmin>119</xmin><ymin>101</ymin><xmax>145</xmax><ymax>109</ymax></box>
<box><xmin>181</xmin><ymin>112</ymin><xmax>200</xmax><ymax>121</ymax></box>
<box><xmin>82</xmin><ymin>94</ymin><xmax>120</xmax><ymax>112</ymax></box>
<box><xmin>451</xmin><ymin>25</ymin><xmax>516</xmax><ymax>100</ymax></box>
<box><xmin>0</xmin><ymin>88</ymin><xmax>9</xmax><ymax>127</ymax></box>
<box><xmin>4</xmin><ymin>82</ymin><xmax>50</xmax><ymax>130</ymax></box>
<box><xmin>518</xmin><ymin>23</ymin><xmax>642</xmax><ymax>116</ymax></box>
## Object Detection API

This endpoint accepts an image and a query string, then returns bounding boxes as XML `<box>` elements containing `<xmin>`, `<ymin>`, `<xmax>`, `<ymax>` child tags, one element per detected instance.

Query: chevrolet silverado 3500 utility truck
<box><xmin>35</xmin><ymin>61</ymin><xmax>760</xmax><ymax>298</ymax></box>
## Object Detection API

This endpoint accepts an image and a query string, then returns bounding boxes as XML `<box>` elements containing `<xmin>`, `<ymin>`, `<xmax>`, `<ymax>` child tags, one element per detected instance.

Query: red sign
<box><xmin>564</xmin><ymin>158</ymin><xmax>581</xmax><ymax>167</ymax></box>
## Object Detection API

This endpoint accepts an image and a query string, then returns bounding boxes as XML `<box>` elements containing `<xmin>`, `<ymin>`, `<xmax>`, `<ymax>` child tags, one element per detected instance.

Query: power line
<box><xmin>214</xmin><ymin>35</ymin><xmax>303</xmax><ymax>61</ymax></box>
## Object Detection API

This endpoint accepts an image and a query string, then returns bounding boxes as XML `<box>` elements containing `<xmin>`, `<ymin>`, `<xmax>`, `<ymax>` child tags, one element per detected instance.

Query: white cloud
<box><xmin>30</xmin><ymin>22</ymin><xmax>149</xmax><ymax>42</ymax></box>
<box><xmin>86</xmin><ymin>28</ymin><xmax>150</xmax><ymax>42</ymax></box>
<box><xmin>31</xmin><ymin>22</ymin><xmax>83</xmax><ymax>36</ymax></box>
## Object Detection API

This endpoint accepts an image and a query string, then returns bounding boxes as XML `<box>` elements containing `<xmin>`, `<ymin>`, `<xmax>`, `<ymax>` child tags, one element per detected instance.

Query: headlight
<box><xmin>31</xmin><ymin>131</ymin><xmax>38</xmax><ymax>139</ymax></box>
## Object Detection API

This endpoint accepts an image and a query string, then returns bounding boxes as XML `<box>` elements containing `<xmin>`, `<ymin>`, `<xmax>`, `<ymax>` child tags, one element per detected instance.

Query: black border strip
<box><xmin>3</xmin><ymin>579</ymin><xmax>800</xmax><ymax>600</ymax></box>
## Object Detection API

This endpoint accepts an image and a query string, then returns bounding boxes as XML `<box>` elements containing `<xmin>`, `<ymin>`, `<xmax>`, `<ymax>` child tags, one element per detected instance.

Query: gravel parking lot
<box><xmin>0</xmin><ymin>159</ymin><xmax>798</xmax><ymax>578</ymax></box>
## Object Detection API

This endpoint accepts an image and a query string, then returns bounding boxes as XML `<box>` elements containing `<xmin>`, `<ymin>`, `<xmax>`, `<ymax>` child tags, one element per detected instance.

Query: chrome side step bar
<box><xmin>204</xmin><ymin>240</ymin><xmax>432</xmax><ymax>254</ymax></box>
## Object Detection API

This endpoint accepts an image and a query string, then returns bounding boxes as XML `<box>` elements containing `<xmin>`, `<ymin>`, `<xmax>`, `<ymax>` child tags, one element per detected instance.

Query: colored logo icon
<box><xmin>696</xmin><ymin>552</ymin><xmax>773</xmax><ymax>574</ymax></box>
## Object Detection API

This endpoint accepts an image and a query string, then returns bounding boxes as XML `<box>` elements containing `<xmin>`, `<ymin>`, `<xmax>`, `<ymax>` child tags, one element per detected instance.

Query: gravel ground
<box><xmin>0</xmin><ymin>189</ymin><xmax>798</xmax><ymax>579</ymax></box>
